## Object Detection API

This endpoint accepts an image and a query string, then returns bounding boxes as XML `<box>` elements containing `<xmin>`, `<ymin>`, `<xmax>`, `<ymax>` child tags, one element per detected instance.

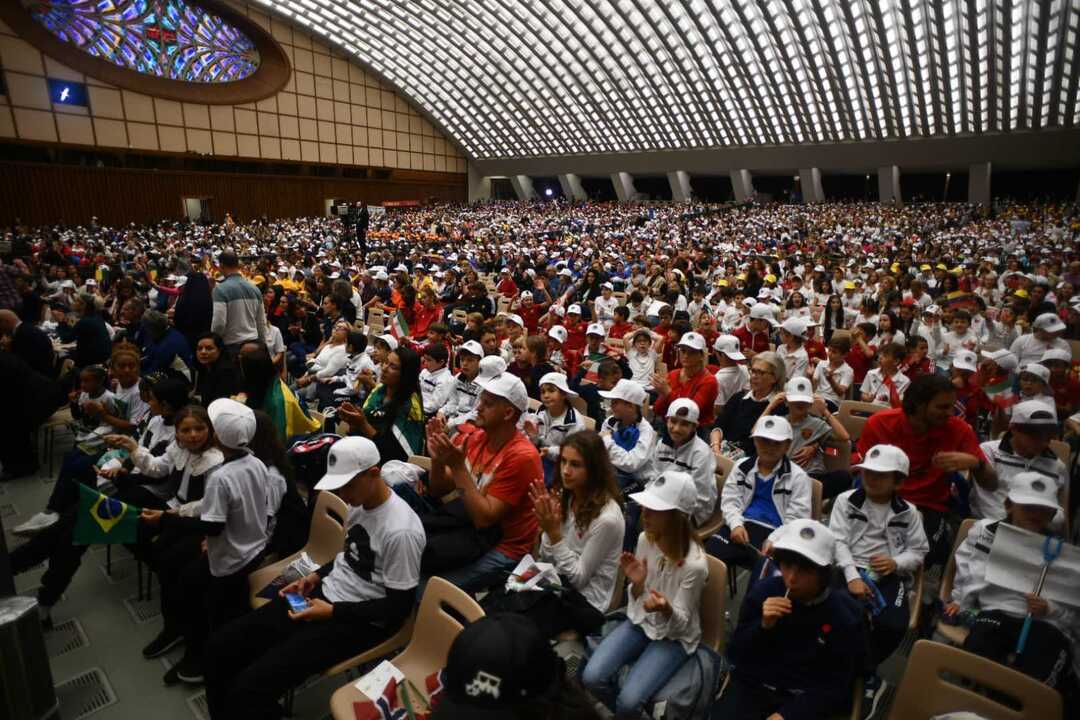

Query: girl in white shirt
<box><xmin>524</xmin><ymin>372</ymin><xmax>586</xmax><ymax>486</ymax></box>
<box><xmin>529</xmin><ymin>431</ymin><xmax>625</xmax><ymax>637</ymax></box>
<box><xmin>295</xmin><ymin>321</ymin><xmax>349</xmax><ymax>398</ymax></box>
<box><xmin>625</xmin><ymin>328</ymin><xmax>658</xmax><ymax>389</ymax></box>
<box><xmin>582</xmin><ymin>470</ymin><xmax>708</xmax><ymax>718</ymax></box>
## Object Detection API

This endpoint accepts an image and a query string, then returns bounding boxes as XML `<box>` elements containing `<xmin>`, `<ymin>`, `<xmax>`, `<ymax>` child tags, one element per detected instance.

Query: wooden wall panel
<box><xmin>0</xmin><ymin>161</ymin><xmax>465</xmax><ymax>225</ymax></box>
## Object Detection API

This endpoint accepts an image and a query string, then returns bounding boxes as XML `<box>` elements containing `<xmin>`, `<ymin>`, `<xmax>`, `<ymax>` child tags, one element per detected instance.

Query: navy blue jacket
<box><xmin>728</xmin><ymin>575</ymin><xmax>866</xmax><ymax>720</ymax></box>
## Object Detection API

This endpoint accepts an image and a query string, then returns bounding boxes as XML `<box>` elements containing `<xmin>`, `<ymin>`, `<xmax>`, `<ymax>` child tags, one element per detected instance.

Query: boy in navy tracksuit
<box><xmin>720</xmin><ymin>519</ymin><xmax>866</xmax><ymax>720</ymax></box>
<box><xmin>828</xmin><ymin>443</ymin><xmax>928</xmax><ymax>715</ymax></box>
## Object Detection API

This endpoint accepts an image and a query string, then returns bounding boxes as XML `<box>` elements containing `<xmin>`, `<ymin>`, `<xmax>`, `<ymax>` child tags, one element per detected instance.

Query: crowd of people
<box><xmin>1</xmin><ymin>196</ymin><xmax>1078</xmax><ymax>719</ymax></box>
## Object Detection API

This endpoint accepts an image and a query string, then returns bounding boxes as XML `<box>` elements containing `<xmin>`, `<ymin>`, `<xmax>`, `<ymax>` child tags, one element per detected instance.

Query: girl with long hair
<box><xmin>339</xmin><ymin>345</ymin><xmax>425</xmax><ymax>462</ymax></box>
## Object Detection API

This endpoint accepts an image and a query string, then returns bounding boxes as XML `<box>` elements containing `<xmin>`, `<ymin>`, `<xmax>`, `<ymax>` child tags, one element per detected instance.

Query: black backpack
<box><xmin>287</xmin><ymin>433</ymin><xmax>342</xmax><ymax>494</ymax></box>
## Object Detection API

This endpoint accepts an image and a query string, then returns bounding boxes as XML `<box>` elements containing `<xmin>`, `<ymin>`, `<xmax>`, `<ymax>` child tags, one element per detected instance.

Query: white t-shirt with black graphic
<box><xmin>321</xmin><ymin>491</ymin><xmax>426</xmax><ymax>603</ymax></box>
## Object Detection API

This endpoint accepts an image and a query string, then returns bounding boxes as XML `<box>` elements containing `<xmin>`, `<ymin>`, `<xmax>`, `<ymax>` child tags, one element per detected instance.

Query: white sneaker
<box><xmin>13</xmin><ymin>511</ymin><xmax>60</xmax><ymax>536</ymax></box>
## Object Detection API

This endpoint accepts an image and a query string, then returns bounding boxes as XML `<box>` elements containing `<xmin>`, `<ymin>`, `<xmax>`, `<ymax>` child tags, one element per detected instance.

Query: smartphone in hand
<box><xmin>285</xmin><ymin>592</ymin><xmax>310</xmax><ymax>613</ymax></box>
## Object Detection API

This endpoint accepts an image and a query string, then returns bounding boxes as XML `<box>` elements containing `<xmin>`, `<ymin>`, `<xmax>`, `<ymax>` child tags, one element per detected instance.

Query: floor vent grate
<box><xmin>45</xmin><ymin>618</ymin><xmax>88</xmax><ymax>658</ymax></box>
<box><xmin>54</xmin><ymin>668</ymin><xmax>117</xmax><ymax>720</ymax></box>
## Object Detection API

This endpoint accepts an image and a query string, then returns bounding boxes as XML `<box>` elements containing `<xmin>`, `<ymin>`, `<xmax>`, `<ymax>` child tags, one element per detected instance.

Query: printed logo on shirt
<box><xmin>344</xmin><ymin>524</ymin><xmax>376</xmax><ymax>581</ymax></box>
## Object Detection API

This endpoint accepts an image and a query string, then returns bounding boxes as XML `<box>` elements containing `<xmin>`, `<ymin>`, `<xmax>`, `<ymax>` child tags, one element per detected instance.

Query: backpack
<box><xmin>287</xmin><ymin>433</ymin><xmax>341</xmax><ymax>494</ymax></box>
<box><xmin>267</xmin><ymin>479</ymin><xmax>309</xmax><ymax>559</ymax></box>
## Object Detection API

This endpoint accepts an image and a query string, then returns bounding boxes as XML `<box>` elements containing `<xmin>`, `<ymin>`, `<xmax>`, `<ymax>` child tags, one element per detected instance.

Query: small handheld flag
<box><xmin>389</xmin><ymin>310</ymin><xmax>410</xmax><ymax>340</ymax></box>
<box><xmin>74</xmin><ymin>484</ymin><xmax>141</xmax><ymax>545</ymax></box>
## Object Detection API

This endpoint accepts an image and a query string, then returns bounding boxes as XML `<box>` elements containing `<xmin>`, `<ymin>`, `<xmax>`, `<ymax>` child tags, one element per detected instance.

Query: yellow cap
<box><xmin>843</xmin><ymin>280</ymin><xmax>855</xmax><ymax>290</ymax></box>
<box><xmin>1015</xmin><ymin>288</ymin><xmax>1029</xmax><ymax>298</ymax></box>
<box><xmin>764</xmin><ymin>274</ymin><xmax>777</xmax><ymax>283</ymax></box>
<box><xmin>718</xmin><ymin>279</ymin><xmax>729</xmax><ymax>287</ymax></box>
<box><xmin>935</xmin><ymin>263</ymin><xmax>947</xmax><ymax>270</ymax></box>
<box><xmin>920</xmin><ymin>264</ymin><xmax>931</xmax><ymax>271</ymax></box>
<box><xmin>737</xmin><ymin>273</ymin><xmax>747</xmax><ymax>281</ymax></box>
<box><xmin>890</xmin><ymin>263</ymin><xmax>900</xmax><ymax>273</ymax></box>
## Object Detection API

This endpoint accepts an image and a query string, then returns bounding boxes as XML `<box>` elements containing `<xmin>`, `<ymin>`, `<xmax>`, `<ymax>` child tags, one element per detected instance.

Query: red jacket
<box><xmin>653</xmin><ymin>368</ymin><xmax>720</xmax><ymax>428</ymax></box>
<box><xmin>732</xmin><ymin>326</ymin><xmax>770</xmax><ymax>354</ymax></box>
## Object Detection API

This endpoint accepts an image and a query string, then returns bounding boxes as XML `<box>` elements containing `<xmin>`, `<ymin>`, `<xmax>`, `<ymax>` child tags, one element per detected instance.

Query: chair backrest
<box><xmin>940</xmin><ymin>518</ymin><xmax>976</xmax><ymax>603</ymax></box>
<box><xmin>408</xmin><ymin>455</ymin><xmax>433</xmax><ymax>472</ymax></box>
<box><xmin>570</xmin><ymin>394</ymin><xmax>588</xmax><ymax>417</ymax></box>
<box><xmin>811</xmin><ymin>478</ymin><xmax>823</xmax><ymax>520</ymax></box>
<box><xmin>837</xmin><ymin>400</ymin><xmax>888</xmax><ymax>442</ymax></box>
<box><xmin>393</xmin><ymin>577</ymin><xmax>485</xmax><ymax>699</ymax></box>
<box><xmin>582</xmin><ymin>416</ymin><xmax>597</xmax><ymax>431</ymax></box>
<box><xmin>308</xmin><ymin>491</ymin><xmax>349</xmax><ymax>565</ymax></box>
<box><xmin>606</xmin><ymin>564</ymin><xmax>625</xmax><ymax>612</ymax></box>
<box><xmin>699</xmin><ymin>556</ymin><xmax>729</xmax><ymax>653</ymax></box>
<box><xmin>528</xmin><ymin>397</ymin><xmax>541</xmax><ymax>412</ymax></box>
<box><xmin>822</xmin><ymin>437</ymin><xmax>852</xmax><ymax>473</ymax></box>
<box><xmin>715</xmin><ymin>454</ymin><xmax>735</xmax><ymax>489</ymax></box>
<box><xmin>887</xmin><ymin>639</ymin><xmax>1063</xmax><ymax>720</ymax></box>
<box><xmin>1049</xmin><ymin>439</ymin><xmax>1071</xmax><ymax>466</ymax></box>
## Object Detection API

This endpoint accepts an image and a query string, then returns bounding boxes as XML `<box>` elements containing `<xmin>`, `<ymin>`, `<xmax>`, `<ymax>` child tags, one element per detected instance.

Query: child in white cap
<box><xmin>146</xmin><ymin>398</ymin><xmax>270</xmax><ymax>685</ymax></box>
<box><xmin>581</xmin><ymin>471</ymin><xmax>708</xmax><ymax>718</ymax></box>
<box><xmin>827</xmin><ymin>444</ymin><xmax>929</xmax><ymax>711</ymax></box>
<box><xmin>710</xmin><ymin>415</ymin><xmax>812</xmax><ymax>570</ymax></box>
<box><xmin>598</xmin><ymin>379</ymin><xmax>656</xmax><ymax>493</ymax></box>
<box><xmin>719</xmin><ymin>519</ymin><xmax>867</xmax><ymax>719</ymax></box>
<box><xmin>655</xmin><ymin>398</ymin><xmax>717</xmax><ymax>528</ymax></box>
<box><xmin>524</xmin><ymin>372</ymin><xmax>586</xmax><ymax>486</ymax></box>
<box><xmin>944</xmin><ymin>473</ymin><xmax>1076</xmax><ymax>693</ymax></box>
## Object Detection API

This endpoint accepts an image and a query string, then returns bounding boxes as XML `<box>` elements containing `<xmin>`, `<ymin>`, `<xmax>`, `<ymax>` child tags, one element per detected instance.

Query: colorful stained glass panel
<box><xmin>23</xmin><ymin>0</ymin><xmax>260</xmax><ymax>83</ymax></box>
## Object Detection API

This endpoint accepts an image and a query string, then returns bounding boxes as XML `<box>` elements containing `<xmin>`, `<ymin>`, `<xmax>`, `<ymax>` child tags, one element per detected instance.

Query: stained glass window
<box><xmin>23</xmin><ymin>0</ymin><xmax>261</xmax><ymax>83</ymax></box>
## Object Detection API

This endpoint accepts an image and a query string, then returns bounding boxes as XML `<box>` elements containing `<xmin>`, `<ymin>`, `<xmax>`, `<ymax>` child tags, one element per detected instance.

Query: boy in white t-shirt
<box><xmin>811</xmin><ymin>335</ymin><xmax>854</xmax><ymax>411</ymax></box>
<box><xmin>860</xmin><ymin>342</ymin><xmax>910</xmax><ymax>407</ymax></box>
<box><xmin>204</xmin><ymin>436</ymin><xmax>425</xmax><ymax>718</ymax></box>
<box><xmin>144</xmin><ymin>399</ymin><xmax>270</xmax><ymax>686</ymax></box>
<box><xmin>713</xmin><ymin>334</ymin><xmax>750</xmax><ymax>410</ymax></box>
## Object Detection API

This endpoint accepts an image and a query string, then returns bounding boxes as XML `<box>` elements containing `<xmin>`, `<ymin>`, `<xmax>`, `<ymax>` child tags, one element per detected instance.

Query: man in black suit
<box><xmin>0</xmin><ymin>352</ymin><xmax>65</xmax><ymax>480</ymax></box>
<box><xmin>0</xmin><ymin>309</ymin><xmax>54</xmax><ymax>376</ymax></box>
<box><xmin>354</xmin><ymin>204</ymin><xmax>370</xmax><ymax>262</ymax></box>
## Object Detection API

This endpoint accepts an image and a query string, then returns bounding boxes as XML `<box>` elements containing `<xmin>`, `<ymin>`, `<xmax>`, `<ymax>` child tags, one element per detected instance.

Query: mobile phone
<box><xmin>285</xmin><ymin>592</ymin><xmax>310</xmax><ymax>613</ymax></box>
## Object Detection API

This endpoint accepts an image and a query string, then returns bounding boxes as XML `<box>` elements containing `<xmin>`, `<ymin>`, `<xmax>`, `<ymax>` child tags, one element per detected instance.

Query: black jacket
<box><xmin>13</xmin><ymin>321</ymin><xmax>55</xmax><ymax>376</ymax></box>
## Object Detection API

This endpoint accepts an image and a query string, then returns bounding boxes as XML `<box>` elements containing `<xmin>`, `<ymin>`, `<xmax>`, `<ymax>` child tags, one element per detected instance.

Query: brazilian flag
<box><xmin>73</xmin><ymin>484</ymin><xmax>140</xmax><ymax>545</ymax></box>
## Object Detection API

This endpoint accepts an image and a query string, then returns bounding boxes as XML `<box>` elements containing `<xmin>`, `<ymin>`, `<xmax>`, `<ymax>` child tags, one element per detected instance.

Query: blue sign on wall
<box><xmin>47</xmin><ymin>78</ymin><xmax>89</xmax><ymax>106</ymax></box>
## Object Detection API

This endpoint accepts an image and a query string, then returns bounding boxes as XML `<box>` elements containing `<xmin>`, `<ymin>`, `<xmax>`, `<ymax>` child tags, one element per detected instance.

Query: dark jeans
<box><xmin>711</xmin><ymin>674</ymin><xmax>801</xmax><ymax>720</ymax></box>
<box><xmin>45</xmin><ymin>449</ymin><xmax>102</xmax><ymax>513</ymax></box>
<box><xmin>10</xmin><ymin>509</ymin><xmax>86</xmax><ymax>607</ymax></box>
<box><xmin>205</xmin><ymin>593</ymin><xmax>396</xmax><ymax>719</ymax></box>
<box><xmin>834</xmin><ymin>572</ymin><xmax>908</xmax><ymax>671</ymax></box>
<box><xmin>156</xmin><ymin>538</ymin><xmax>261</xmax><ymax>663</ymax></box>
<box><xmin>964</xmin><ymin>610</ymin><xmax>1075</xmax><ymax>691</ymax></box>
<box><xmin>704</xmin><ymin>523</ymin><xmax>773</xmax><ymax>571</ymax></box>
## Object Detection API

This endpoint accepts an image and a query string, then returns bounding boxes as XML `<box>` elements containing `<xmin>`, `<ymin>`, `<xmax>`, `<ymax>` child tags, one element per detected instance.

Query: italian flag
<box><xmin>389</xmin><ymin>309</ymin><xmax>410</xmax><ymax>339</ymax></box>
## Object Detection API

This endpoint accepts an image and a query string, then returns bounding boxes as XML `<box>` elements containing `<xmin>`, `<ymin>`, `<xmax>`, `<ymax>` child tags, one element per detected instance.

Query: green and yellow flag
<box><xmin>73</xmin><ymin>484</ymin><xmax>140</xmax><ymax>545</ymax></box>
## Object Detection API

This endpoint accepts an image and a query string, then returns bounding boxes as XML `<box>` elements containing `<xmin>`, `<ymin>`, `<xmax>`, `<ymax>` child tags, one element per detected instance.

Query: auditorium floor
<box><xmin>5</xmin><ymin>437</ymin><xmax>909</xmax><ymax>720</ymax></box>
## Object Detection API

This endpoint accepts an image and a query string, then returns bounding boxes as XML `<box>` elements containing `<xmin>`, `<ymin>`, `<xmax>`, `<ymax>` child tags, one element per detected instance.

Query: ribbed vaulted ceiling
<box><xmin>255</xmin><ymin>0</ymin><xmax>1080</xmax><ymax>160</ymax></box>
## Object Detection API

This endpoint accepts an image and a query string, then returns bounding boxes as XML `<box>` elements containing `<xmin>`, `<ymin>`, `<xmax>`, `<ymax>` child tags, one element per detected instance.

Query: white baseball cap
<box><xmin>629</xmin><ymin>471</ymin><xmax>697</xmax><ymax>516</ymax></box>
<box><xmin>924</xmin><ymin>304</ymin><xmax>941</xmax><ymax>315</ymax></box>
<box><xmin>1033</xmin><ymin>313</ymin><xmax>1066</xmax><ymax>333</ymax></box>
<box><xmin>854</xmin><ymin>444</ymin><xmax>910</xmax><ymax>476</ymax></box>
<box><xmin>752</xmin><ymin>415</ymin><xmax>793</xmax><ymax>442</ymax></box>
<box><xmin>779</xmin><ymin>317</ymin><xmax>808</xmax><ymax>339</ymax></box>
<box><xmin>770</xmin><ymin>519</ymin><xmax>835</xmax><ymax>568</ymax></box>
<box><xmin>375</xmin><ymin>333</ymin><xmax>399</xmax><ymax>351</ymax></box>
<box><xmin>477</xmin><ymin>355</ymin><xmax>507</xmax><ymax>381</ymax></box>
<box><xmin>374</xmin><ymin>270</ymin><xmax>389</xmax><ymax>281</ymax></box>
<box><xmin>599</xmin><ymin>378</ymin><xmax>647</xmax><ymax>407</ymax></box>
<box><xmin>207</xmin><ymin>398</ymin><xmax>257</xmax><ymax>450</ymax></box>
<box><xmin>981</xmin><ymin>348</ymin><xmax>1018</xmax><ymax>372</ymax></box>
<box><xmin>519</xmin><ymin>291</ymin><xmax>533</xmax><ymax>301</ymax></box>
<box><xmin>506</xmin><ymin>313</ymin><xmax>525</xmax><ymax>327</ymax></box>
<box><xmin>538</xmin><ymin>371</ymin><xmax>578</xmax><ymax>397</ymax></box>
<box><xmin>458</xmin><ymin>340</ymin><xmax>484</xmax><ymax>357</ymax></box>
<box><xmin>602</xmin><ymin>281</ymin><xmax>614</xmax><ymax>290</ymax></box>
<box><xmin>784</xmin><ymin>377</ymin><xmax>814</xmax><ymax>404</ymax></box>
<box><xmin>749</xmin><ymin>303</ymin><xmax>779</xmax><ymax>326</ymax></box>
<box><xmin>315</xmin><ymin>437</ymin><xmax>381</xmax><ymax>491</ymax></box>
<box><xmin>713</xmin><ymin>334</ymin><xmax>745</xmax><ymax>360</ymax></box>
<box><xmin>586</xmin><ymin>322</ymin><xmax>606</xmax><ymax>337</ymax></box>
<box><xmin>677</xmin><ymin>332</ymin><xmax>707</xmax><ymax>352</ymax></box>
<box><xmin>1010</xmin><ymin>400</ymin><xmax>1058</xmax><ymax>426</ymax></box>
<box><xmin>666</xmin><ymin>398</ymin><xmax>700</xmax><ymax>424</ymax></box>
<box><xmin>1019</xmin><ymin>363</ymin><xmax>1050</xmax><ymax>384</ymax></box>
<box><xmin>1007</xmin><ymin>472</ymin><xmax>1061</xmax><ymax>511</ymax></box>
<box><xmin>479</xmin><ymin>373</ymin><xmax>529</xmax><ymax>413</ymax></box>
<box><xmin>952</xmin><ymin>349</ymin><xmax>979</xmax><ymax>372</ymax></box>
<box><xmin>567</xmin><ymin>304</ymin><xmax>583</xmax><ymax>315</ymax></box>
<box><xmin>1040</xmin><ymin>348</ymin><xmax>1072</xmax><ymax>365</ymax></box>
<box><xmin>548</xmin><ymin>325</ymin><xmax>568</xmax><ymax>344</ymax></box>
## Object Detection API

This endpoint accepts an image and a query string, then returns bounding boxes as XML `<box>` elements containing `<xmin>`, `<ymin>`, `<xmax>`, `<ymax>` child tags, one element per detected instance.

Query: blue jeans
<box><xmin>581</xmin><ymin>619</ymin><xmax>689</xmax><ymax>718</ymax></box>
<box><xmin>420</xmin><ymin>547</ymin><xmax>517</xmax><ymax>598</ymax></box>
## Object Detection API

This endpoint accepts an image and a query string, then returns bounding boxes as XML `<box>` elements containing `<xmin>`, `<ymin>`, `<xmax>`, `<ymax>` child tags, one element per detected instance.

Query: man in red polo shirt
<box><xmin>858</xmin><ymin>374</ymin><xmax>997</xmax><ymax>567</ymax></box>
<box><xmin>652</xmin><ymin>331</ymin><xmax>720</xmax><ymax>430</ymax></box>
<box><xmin>732</xmin><ymin>303</ymin><xmax>775</xmax><ymax>359</ymax></box>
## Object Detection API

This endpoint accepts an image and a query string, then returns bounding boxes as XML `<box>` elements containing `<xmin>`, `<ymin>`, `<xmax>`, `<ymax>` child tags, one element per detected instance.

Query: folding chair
<box><xmin>328</xmin><ymin>577</ymin><xmax>485</xmax><ymax>719</ymax></box>
<box><xmin>935</xmin><ymin>518</ymin><xmax>976</xmax><ymax>645</ymax></box>
<box><xmin>407</xmin><ymin>455</ymin><xmax>432</xmax><ymax>472</ymax></box>
<box><xmin>569</xmin><ymin>395</ymin><xmax>588</xmax><ymax>417</ymax></box>
<box><xmin>695</xmin><ymin>454</ymin><xmax>734</xmax><ymax>540</ymax></box>
<box><xmin>248</xmin><ymin>491</ymin><xmax>348</xmax><ymax>609</ymax></box>
<box><xmin>908</xmin><ymin>565</ymin><xmax>925</xmax><ymax>632</ymax></box>
<box><xmin>836</xmin><ymin>400</ymin><xmax>888</xmax><ymax>443</ymax></box>
<box><xmin>39</xmin><ymin>407</ymin><xmax>74</xmax><ymax>476</ymax></box>
<box><xmin>528</xmin><ymin>398</ymin><xmax>541</xmax><ymax>412</ymax></box>
<box><xmin>582</xmin><ymin>416</ymin><xmax>597</xmax><ymax>431</ymax></box>
<box><xmin>887</xmin><ymin>639</ymin><xmax>1063</xmax><ymax>719</ymax></box>
<box><xmin>699</xmin><ymin>556</ymin><xmax>729</xmax><ymax>654</ymax></box>
<box><xmin>811</xmin><ymin>478</ymin><xmax>823</xmax><ymax>521</ymax></box>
